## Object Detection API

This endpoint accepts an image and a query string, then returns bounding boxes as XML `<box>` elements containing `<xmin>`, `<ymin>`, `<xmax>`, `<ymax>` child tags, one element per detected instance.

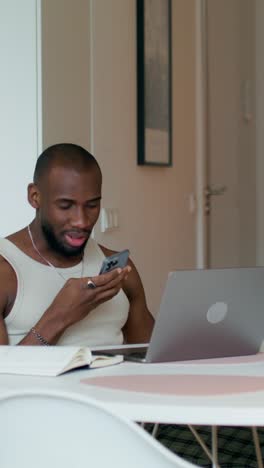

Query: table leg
<box><xmin>188</xmin><ymin>424</ymin><xmax>220</xmax><ymax>467</ymax></box>
<box><xmin>151</xmin><ymin>423</ymin><xmax>159</xmax><ymax>437</ymax></box>
<box><xmin>252</xmin><ymin>426</ymin><xmax>263</xmax><ymax>468</ymax></box>
<box><xmin>211</xmin><ymin>425</ymin><xmax>218</xmax><ymax>468</ymax></box>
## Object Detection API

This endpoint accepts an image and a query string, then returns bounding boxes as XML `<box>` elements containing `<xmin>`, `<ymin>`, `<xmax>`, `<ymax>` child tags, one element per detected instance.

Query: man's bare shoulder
<box><xmin>6</xmin><ymin>227</ymin><xmax>29</xmax><ymax>250</ymax></box>
<box><xmin>0</xmin><ymin>254</ymin><xmax>16</xmax><ymax>280</ymax></box>
<box><xmin>0</xmin><ymin>254</ymin><xmax>17</xmax><ymax>321</ymax></box>
<box><xmin>98</xmin><ymin>244</ymin><xmax>117</xmax><ymax>257</ymax></box>
<box><xmin>0</xmin><ymin>230</ymin><xmax>24</xmax><ymax>286</ymax></box>
<box><xmin>99</xmin><ymin>244</ymin><xmax>131</xmax><ymax>258</ymax></box>
<box><xmin>98</xmin><ymin>244</ymin><xmax>134</xmax><ymax>269</ymax></box>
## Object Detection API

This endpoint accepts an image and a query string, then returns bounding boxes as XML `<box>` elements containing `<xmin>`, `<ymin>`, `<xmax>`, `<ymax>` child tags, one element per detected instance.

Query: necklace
<box><xmin>27</xmin><ymin>225</ymin><xmax>84</xmax><ymax>281</ymax></box>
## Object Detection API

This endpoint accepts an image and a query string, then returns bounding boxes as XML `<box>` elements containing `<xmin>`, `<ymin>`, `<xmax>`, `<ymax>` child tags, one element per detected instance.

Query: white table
<box><xmin>1</xmin><ymin>354</ymin><xmax>264</xmax><ymax>427</ymax></box>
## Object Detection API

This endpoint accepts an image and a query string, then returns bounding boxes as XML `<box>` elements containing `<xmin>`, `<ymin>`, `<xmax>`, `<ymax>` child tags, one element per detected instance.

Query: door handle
<box><xmin>204</xmin><ymin>185</ymin><xmax>227</xmax><ymax>215</ymax></box>
<box><xmin>205</xmin><ymin>185</ymin><xmax>227</xmax><ymax>197</ymax></box>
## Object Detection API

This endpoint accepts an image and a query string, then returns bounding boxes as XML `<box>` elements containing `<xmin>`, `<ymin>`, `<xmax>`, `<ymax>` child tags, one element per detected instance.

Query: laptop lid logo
<box><xmin>207</xmin><ymin>302</ymin><xmax>228</xmax><ymax>324</ymax></box>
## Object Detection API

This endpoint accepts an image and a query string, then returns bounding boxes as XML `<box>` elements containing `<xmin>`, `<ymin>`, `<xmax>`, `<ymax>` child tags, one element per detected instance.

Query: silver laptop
<box><xmin>92</xmin><ymin>267</ymin><xmax>264</xmax><ymax>363</ymax></box>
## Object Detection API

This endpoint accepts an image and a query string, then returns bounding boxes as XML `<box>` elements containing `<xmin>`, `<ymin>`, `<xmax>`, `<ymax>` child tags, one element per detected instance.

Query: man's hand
<box><xmin>46</xmin><ymin>266</ymin><xmax>131</xmax><ymax>329</ymax></box>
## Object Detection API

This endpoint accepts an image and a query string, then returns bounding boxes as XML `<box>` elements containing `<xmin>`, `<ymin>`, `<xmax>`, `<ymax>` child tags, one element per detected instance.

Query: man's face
<box><xmin>35</xmin><ymin>164</ymin><xmax>102</xmax><ymax>257</ymax></box>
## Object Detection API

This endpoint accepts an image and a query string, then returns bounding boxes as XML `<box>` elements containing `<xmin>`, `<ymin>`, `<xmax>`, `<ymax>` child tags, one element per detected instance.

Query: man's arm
<box><xmin>122</xmin><ymin>257</ymin><xmax>154</xmax><ymax>343</ymax></box>
<box><xmin>0</xmin><ymin>257</ymin><xmax>16</xmax><ymax>344</ymax></box>
<box><xmin>0</xmin><ymin>254</ymin><xmax>131</xmax><ymax>346</ymax></box>
<box><xmin>0</xmin><ymin>316</ymin><xmax>8</xmax><ymax>344</ymax></box>
<box><xmin>100</xmin><ymin>246</ymin><xmax>154</xmax><ymax>343</ymax></box>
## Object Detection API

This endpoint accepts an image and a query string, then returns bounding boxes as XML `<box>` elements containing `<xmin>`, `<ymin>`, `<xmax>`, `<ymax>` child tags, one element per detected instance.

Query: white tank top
<box><xmin>0</xmin><ymin>238</ymin><xmax>129</xmax><ymax>346</ymax></box>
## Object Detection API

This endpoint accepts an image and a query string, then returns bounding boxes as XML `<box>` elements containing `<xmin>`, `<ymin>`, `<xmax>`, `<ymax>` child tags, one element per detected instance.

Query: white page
<box><xmin>0</xmin><ymin>346</ymin><xmax>91</xmax><ymax>376</ymax></box>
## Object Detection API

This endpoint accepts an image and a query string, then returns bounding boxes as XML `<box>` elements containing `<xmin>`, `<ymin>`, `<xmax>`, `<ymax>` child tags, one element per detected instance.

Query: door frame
<box><xmin>195</xmin><ymin>0</ymin><xmax>208</xmax><ymax>269</ymax></box>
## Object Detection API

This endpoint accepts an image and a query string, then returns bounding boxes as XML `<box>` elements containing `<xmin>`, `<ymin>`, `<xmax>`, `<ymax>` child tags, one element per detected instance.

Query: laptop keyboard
<box><xmin>123</xmin><ymin>350</ymin><xmax>147</xmax><ymax>362</ymax></box>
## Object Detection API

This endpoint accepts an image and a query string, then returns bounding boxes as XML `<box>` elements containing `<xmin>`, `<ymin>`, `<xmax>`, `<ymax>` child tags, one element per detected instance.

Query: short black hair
<box><xmin>33</xmin><ymin>143</ymin><xmax>101</xmax><ymax>184</ymax></box>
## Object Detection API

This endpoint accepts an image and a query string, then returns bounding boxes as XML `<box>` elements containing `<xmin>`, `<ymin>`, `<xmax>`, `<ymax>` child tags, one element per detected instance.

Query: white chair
<box><xmin>0</xmin><ymin>388</ymin><xmax>198</xmax><ymax>468</ymax></box>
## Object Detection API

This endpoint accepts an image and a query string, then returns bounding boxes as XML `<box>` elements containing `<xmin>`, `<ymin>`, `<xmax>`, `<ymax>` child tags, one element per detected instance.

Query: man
<box><xmin>1</xmin><ymin>143</ymin><xmax>261</xmax><ymax>465</ymax></box>
<box><xmin>0</xmin><ymin>143</ymin><xmax>154</xmax><ymax>346</ymax></box>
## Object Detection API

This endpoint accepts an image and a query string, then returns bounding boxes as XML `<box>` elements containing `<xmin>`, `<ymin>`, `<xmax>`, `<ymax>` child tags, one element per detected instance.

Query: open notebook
<box><xmin>0</xmin><ymin>346</ymin><xmax>123</xmax><ymax>376</ymax></box>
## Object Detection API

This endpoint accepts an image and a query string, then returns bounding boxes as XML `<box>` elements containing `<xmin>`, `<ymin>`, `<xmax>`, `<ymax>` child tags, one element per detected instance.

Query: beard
<box><xmin>41</xmin><ymin>220</ymin><xmax>89</xmax><ymax>257</ymax></box>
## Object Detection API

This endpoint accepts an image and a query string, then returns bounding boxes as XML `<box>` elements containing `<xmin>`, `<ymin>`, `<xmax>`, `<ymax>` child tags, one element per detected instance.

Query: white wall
<box><xmin>0</xmin><ymin>0</ymin><xmax>40</xmax><ymax>236</ymax></box>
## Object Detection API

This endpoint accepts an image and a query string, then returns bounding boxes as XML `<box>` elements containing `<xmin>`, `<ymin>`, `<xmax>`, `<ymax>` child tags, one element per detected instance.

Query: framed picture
<box><xmin>137</xmin><ymin>0</ymin><xmax>172</xmax><ymax>166</ymax></box>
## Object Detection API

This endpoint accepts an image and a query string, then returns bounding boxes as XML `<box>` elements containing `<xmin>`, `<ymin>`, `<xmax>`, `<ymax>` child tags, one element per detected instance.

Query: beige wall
<box><xmin>42</xmin><ymin>0</ymin><xmax>91</xmax><ymax>149</ymax></box>
<box><xmin>42</xmin><ymin>0</ymin><xmax>197</xmax><ymax>315</ymax></box>
<box><xmin>256</xmin><ymin>0</ymin><xmax>264</xmax><ymax>265</ymax></box>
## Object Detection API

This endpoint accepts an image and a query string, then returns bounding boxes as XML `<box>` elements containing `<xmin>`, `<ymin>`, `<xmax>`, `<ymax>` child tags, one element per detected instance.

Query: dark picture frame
<box><xmin>137</xmin><ymin>0</ymin><xmax>172</xmax><ymax>166</ymax></box>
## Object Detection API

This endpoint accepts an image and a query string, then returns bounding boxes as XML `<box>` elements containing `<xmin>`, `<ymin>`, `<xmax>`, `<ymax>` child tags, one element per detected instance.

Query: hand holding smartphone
<box><xmin>99</xmin><ymin>249</ymin><xmax>130</xmax><ymax>275</ymax></box>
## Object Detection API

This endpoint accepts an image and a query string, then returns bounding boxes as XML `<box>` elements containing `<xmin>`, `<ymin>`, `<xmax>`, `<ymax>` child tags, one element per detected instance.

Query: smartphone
<box><xmin>99</xmin><ymin>249</ymin><xmax>130</xmax><ymax>275</ymax></box>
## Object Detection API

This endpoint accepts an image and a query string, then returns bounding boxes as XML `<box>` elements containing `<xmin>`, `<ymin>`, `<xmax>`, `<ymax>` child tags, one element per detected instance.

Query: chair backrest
<box><xmin>0</xmin><ymin>388</ymin><xmax>197</xmax><ymax>468</ymax></box>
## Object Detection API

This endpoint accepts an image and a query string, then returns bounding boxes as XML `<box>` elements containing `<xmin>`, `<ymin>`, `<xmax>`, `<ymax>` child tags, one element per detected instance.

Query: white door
<box><xmin>204</xmin><ymin>0</ymin><xmax>256</xmax><ymax>268</ymax></box>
